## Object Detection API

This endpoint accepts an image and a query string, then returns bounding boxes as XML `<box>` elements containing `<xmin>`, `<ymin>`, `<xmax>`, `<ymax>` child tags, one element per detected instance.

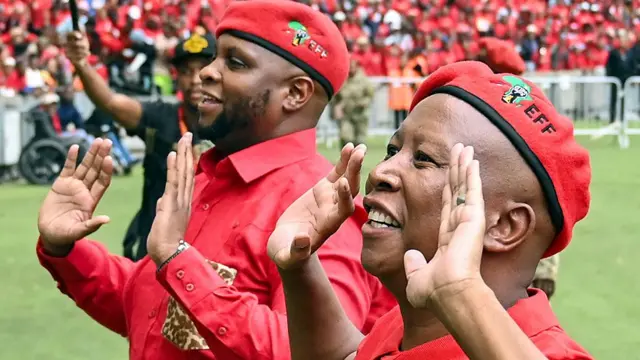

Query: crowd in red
<box><xmin>0</xmin><ymin>0</ymin><xmax>638</xmax><ymax>95</ymax></box>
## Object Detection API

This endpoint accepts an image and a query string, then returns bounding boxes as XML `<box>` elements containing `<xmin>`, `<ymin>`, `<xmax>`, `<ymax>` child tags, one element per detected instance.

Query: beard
<box><xmin>198</xmin><ymin>89</ymin><xmax>271</xmax><ymax>142</ymax></box>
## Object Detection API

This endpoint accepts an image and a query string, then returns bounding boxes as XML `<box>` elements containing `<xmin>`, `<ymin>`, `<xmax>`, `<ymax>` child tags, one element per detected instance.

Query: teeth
<box><xmin>367</xmin><ymin>209</ymin><xmax>400</xmax><ymax>227</ymax></box>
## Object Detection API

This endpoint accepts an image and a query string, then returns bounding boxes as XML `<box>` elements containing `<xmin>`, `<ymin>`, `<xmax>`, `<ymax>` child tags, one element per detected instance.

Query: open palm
<box><xmin>268</xmin><ymin>143</ymin><xmax>366</xmax><ymax>270</ymax></box>
<box><xmin>38</xmin><ymin>139</ymin><xmax>113</xmax><ymax>250</ymax></box>
<box><xmin>404</xmin><ymin>143</ymin><xmax>486</xmax><ymax>309</ymax></box>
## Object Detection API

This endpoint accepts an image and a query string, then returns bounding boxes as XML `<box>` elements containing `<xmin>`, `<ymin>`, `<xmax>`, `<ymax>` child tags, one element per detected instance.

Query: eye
<box><xmin>413</xmin><ymin>150</ymin><xmax>439</xmax><ymax>168</ymax></box>
<box><xmin>384</xmin><ymin>144</ymin><xmax>399</xmax><ymax>160</ymax></box>
<box><xmin>225</xmin><ymin>57</ymin><xmax>246</xmax><ymax>69</ymax></box>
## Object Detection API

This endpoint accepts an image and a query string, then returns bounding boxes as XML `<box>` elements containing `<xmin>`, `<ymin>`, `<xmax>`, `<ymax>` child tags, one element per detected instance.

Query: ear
<box><xmin>484</xmin><ymin>203</ymin><xmax>535</xmax><ymax>253</ymax></box>
<box><xmin>282</xmin><ymin>76</ymin><xmax>314</xmax><ymax>112</ymax></box>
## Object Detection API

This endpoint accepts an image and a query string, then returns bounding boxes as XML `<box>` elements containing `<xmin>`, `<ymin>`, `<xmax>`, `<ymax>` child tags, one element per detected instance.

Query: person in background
<box><xmin>332</xmin><ymin>58</ymin><xmax>375</xmax><ymax>147</ymax></box>
<box><xmin>63</xmin><ymin>30</ymin><xmax>217</xmax><ymax>260</ymax></box>
<box><xmin>606</xmin><ymin>31</ymin><xmax>635</xmax><ymax>124</ymax></box>
<box><xmin>56</xmin><ymin>86</ymin><xmax>95</xmax><ymax>143</ymax></box>
<box><xmin>532</xmin><ymin>254</ymin><xmax>560</xmax><ymax>299</ymax></box>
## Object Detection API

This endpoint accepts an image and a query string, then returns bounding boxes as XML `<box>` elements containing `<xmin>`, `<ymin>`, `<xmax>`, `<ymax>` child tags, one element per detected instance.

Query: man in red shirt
<box><xmin>267</xmin><ymin>61</ymin><xmax>594</xmax><ymax>359</ymax></box>
<box><xmin>34</xmin><ymin>1</ymin><xmax>395</xmax><ymax>359</ymax></box>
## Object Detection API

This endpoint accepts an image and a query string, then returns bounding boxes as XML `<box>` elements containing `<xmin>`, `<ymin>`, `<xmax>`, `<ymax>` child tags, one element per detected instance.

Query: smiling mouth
<box><xmin>201</xmin><ymin>93</ymin><xmax>222</xmax><ymax>105</ymax></box>
<box><xmin>366</xmin><ymin>207</ymin><xmax>401</xmax><ymax>229</ymax></box>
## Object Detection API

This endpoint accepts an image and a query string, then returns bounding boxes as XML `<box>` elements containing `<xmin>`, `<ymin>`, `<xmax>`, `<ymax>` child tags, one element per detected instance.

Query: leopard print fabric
<box><xmin>162</xmin><ymin>260</ymin><xmax>238</xmax><ymax>350</ymax></box>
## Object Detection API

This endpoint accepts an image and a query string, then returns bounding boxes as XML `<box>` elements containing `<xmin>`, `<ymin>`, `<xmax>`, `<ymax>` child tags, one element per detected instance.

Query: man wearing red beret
<box><xmin>268</xmin><ymin>61</ymin><xmax>594</xmax><ymax>359</ymax></box>
<box><xmin>35</xmin><ymin>1</ymin><xmax>395</xmax><ymax>359</ymax></box>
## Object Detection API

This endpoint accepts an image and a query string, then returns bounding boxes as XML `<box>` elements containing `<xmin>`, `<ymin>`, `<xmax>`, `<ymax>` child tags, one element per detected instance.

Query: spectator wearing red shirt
<box><xmin>269</xmin><ymin>61</ymin><xmax>594</xmax><ymax>360</ymax></box>
<box><xmin>35</xmin><ymin>2</ymin><xmax>395</xmax><ymax>360</ymax></box>
<box><xmin>352</xmin><ymin>36</ymin><xmax>386</xmax><ymax>76</ymax></box>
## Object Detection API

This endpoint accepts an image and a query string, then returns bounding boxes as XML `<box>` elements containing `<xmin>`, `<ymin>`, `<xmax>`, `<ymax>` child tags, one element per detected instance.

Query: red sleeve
<box><xmin>157</xmin><ymin>220</ymin><xmax>376</xmax><ymax>360</ymax></box>
<box><xmin>36</xmin><ymin>238</ymin><xmax>136</xmax><ymax>337</ymax></box>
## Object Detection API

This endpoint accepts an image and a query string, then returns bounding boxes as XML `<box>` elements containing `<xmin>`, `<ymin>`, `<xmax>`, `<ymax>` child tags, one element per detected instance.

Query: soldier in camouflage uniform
<box><xmin>331</xmin><ymin>59</ymin><xmax>375</xmax><ymax>147</ymax></box>
<box><xmin>532</xmin><ymin>254</ymin><xmax>560</xmax><ymax>299</ymax></box>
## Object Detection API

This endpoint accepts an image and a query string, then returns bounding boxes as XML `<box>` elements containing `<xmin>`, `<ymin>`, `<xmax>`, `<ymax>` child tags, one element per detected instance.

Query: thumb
<box><xmin>82</xmin><ymin>215</ymin><xmax>110</xmax><ymax>236</ymax></box>
<box><xmin>287</xmin><ymin>233</ymin><xmax>312</xmax><ymax>261</ymax></box>
<box><xmin>404</xmin><ymin>249</ymin><xmax>428</xmax><ymax>279</ymax></box>
<box><xmin>404</xmin><ymin>249</ymin><xmax>432</xmax><ymax>309</ymax></box>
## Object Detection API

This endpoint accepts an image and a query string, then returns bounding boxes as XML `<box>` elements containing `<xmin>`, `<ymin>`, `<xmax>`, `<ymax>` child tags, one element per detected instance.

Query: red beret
<box><xmin>215</xmin><ymin>0</ymin><xmax>349</xmax><ymax>99</ymax></box>
<box><xmin>410</xmin><ymin>61</ymin><xmax>591</xmax><ymax>258</ymax></box>
<box><xmin>478</xmin><ymin>37</ymin><xmax>526</xmax><ymax>75</ymax></box>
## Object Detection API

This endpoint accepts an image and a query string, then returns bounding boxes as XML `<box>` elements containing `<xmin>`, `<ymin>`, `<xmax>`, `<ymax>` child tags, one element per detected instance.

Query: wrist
<box><xmin>40</xmin><ymin>237</ymin><xmax>75</xmax><ymax>258</ymax></box>
<box><xmin>154</xmin><ymin>240</ymin><xmax>190</xmax><ymax>271</ymax></box>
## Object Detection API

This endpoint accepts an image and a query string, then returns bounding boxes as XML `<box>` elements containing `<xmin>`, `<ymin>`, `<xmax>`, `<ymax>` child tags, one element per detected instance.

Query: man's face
<box><xmin>175</xmin><ymin>57</ymin><xmax>209</xmax><ymax>108</ymax></box>
<box><xmin>196</xmin><ymin>34</ymin><xmax>286</xmax><ymax>144</ymax></box>
<box><xmin>361</xmin><ymin>94</ymin><xmax>505</xmax><ymax>282</ymax></box>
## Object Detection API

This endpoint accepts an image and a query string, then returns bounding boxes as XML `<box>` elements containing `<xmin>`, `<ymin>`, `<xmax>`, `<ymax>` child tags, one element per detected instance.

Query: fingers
<box><xmin>60</xmin><ymin>145</ymin><xmax>79</xmax><ymax>178</ymax></box>
<box><xmin>327</xmin><ymin>143</ymin><xmax>354</xmax><ymax>182</ymax></box>
<box><xmin>448</xmin><ymin>143</ymin><xmax>464</xmax><ymax>196</ymax></box>
<box><xmin>74</xmin><ymin>138</ymin><xmax>102</xmax><ymax>180</ymax></box>
<box><xmin>335</xmin><ymin>177</ymin><xmax>356</xmax><ymax>218</ymax></box>
<box><xmin>438</xmin><ymin>172</ymin><xmax>453</xmax><ymax>240</ymax></box>
<box><xmin>177</xmin><ymin>135</ymin><xmax>188</xmax><ymax>208</ymax></box>
<box><xmin>83</xmin><ymin>139</ymin><xmax>112</xmax><ymax>189</ymax></box>
<box><xmin>89</xmin><ymin>154</ymin><xmax>113</xmax><ymax>204</ymax></box>
<box><xmin>163</xmin><ymin>152</ymin><xmax>178</xmax><ymax>208</ymax></box>
<box><xmin>345</xmin><ymin>144</ymin><xmax>366</xmax><ymax>197</ymax></box>
<box><xmin>464</xmin><ymin>160</ymin><xmax>483</xmax><ymax>207</ymax></box>
<box><xmin>456</xmin><ymin>146</ymin><xmax>474</xmax><ymax>199</ymax></box>
<box><xmin>185</xmin><ymin>135</ymin><xmax>195</xmax><ymax>209</ymax></box>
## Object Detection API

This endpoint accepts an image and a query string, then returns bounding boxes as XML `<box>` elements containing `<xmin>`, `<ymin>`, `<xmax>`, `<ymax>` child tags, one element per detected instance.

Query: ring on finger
<box><xmin>456</xmin><ymin>194</ymin><xmax>466</xmax><ymax>206</ymax></box>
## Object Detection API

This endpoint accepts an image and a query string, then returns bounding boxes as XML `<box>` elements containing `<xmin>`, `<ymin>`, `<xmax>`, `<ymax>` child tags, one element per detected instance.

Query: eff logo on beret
<box><xmin>287</xmin><ymin>21</ymin><xmax>328</xmax><ymax>59</ymax></box>
<box><xmin>183</xmin><ymin>34</ymin><xmax>209</xmax><ymax>54</ymax></box>
<box><xmin>501</xmin><ymin>76</ymin><xmax>532</xmax><ymax>105</ymax></box>
<box><xmin>500</xmin><ymin>75</ymin><xmax>557</xmax><ymax>134</ymax></box>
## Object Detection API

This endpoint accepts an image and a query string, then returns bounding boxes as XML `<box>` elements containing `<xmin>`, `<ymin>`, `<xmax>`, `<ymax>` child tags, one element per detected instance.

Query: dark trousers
<box><xmin>610</xmin><ymin>84</ymin><xmax>626</xmax><ymax>124</ymax></box>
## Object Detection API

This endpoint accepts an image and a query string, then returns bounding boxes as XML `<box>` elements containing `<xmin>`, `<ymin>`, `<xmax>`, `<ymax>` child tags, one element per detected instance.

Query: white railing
<box><xmin>318</xmin><ymin>75</ymin><xmax>627</xmax><ymax>148</ymax></box>
<box><xmin>623</xmin><ymin>76</ymin><xmax>640</xmax><ymax>139</ymax></box>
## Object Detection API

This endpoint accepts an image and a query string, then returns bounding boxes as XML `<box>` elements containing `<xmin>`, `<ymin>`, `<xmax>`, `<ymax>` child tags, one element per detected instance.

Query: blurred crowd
<box><xmin>0</xmin><ymin>0</ymin><xmax>639</xmax><ymax>98</ymax></box>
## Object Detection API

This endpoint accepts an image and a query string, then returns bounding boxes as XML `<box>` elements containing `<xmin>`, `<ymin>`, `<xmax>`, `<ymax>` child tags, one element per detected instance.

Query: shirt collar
<box><xmin>196</xmin><ymin>128</ymin><xmax>318</xmax><ymax>183</ymax></box>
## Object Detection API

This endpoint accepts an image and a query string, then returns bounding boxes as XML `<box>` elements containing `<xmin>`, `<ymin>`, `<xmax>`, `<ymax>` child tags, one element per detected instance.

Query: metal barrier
<box><xmin>0</xmin><ymin>74</ymin><xmax>631</xmax><ymax>161</ymax></box>
<box><xmin>623</xmin><ymin>76</ymin><xmax>640</xmax><ymax>139</ymax></box>
<box><xmin>318</xmin><ymin>75</ymin><xmax>627</xmax><ymax>148</ymax></box>
<box><xmin>0</xmin><ymin>97</ymin><xmax>40</xmax><ymax>168</ymax></box>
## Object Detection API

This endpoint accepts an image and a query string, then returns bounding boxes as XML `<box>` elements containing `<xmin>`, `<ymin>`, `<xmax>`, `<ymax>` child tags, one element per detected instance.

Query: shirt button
<box><xmin>186</xmin><ymin>283</ymin><xmax>195</xmax><ymax>292</ymax></box>
<box><xmin>148</xmin><ymin>309</ymin><xmax>157</xmax><ymax>318</ymax></box>
<box><xmin>176</xmin><ymin>270</ymin><xmax>185</xmax><ymax>279</ymax></box>
<box><xmin>202</xmin><ymin>203</ymin><xmax>210</xmax><ymax>210</ymax></box>
<box><xmin>217</xmin><ymin>326</ymin><xmax>227</xmax><ymax>336</ymax></box>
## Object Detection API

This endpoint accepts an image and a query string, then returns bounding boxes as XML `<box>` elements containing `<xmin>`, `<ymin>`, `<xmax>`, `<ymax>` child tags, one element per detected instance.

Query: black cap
<box><xmin>171</xmin><ymin>33</ymin><xmax>216</xmax><ymax>66</ymax></box>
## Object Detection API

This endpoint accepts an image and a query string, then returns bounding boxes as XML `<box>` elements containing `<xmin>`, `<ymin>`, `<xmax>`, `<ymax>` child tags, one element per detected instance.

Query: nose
<box><xmin>199</xmin><ymin>59</ymin><xmax>222</xmax><ymax>84</ymax></box>
<box><xmin>367</xmin><ymin>156</ymin><xmax>402</xmax><ymax>193</ymax></box>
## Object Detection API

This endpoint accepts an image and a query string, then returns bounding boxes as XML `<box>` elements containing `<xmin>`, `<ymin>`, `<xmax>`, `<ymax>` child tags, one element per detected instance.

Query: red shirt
<box><xmin>37</xmin><ymin>129</ymin><xmax>396</xmax><ymax>360</ymax></box>
<box><xmin>355</xmin><ymin>289</ymin><xmax>593</xmax><ymax>360</ymax></box>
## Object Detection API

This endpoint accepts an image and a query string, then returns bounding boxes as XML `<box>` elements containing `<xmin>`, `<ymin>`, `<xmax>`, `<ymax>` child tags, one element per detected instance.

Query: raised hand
<box><xmin>38</xmin><ymin>139</ymin><xmax>113</xmax><ymax>256</ymax></box>
<box><xmin>267</xmin><ymin>143</ymin><xmax>366</xmax><ymax>270</ymax></box>
<box><xmin>65</xmin><ymin>31</ymin><xmax>91</xmax><ymax>66</ymax></box>
<box><xmin>404</xmin><ymin>143</ymin><xmax>487</xmax><ymax>309</ymax></box>
<box><xmin>147</xmin><ymin>133</ymin><xmax>195</xmax><ymax>266</ymax></box>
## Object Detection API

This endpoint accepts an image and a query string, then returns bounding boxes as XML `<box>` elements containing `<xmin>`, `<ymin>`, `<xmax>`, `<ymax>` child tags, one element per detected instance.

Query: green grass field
<box><xmin>1</xmin><ymin>135</ymin><xmax>639</xmax><ymax>359</ymax></box>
